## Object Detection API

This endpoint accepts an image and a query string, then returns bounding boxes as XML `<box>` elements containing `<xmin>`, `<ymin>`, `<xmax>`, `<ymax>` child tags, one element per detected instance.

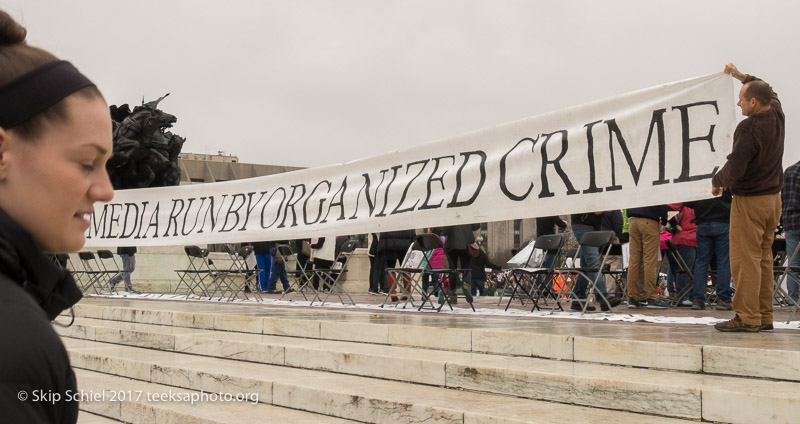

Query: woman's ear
<box><xmin>0</xmin><ymin>127</ymin><xmax>8</xmax><ymax>179</ymax></box>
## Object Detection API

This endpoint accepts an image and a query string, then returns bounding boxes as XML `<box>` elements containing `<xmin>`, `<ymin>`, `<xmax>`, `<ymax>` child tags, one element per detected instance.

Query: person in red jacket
<box><xmin>665</xmin><ymin>204</ymin><xmax>697</xmax><ymax>306</ymax></box>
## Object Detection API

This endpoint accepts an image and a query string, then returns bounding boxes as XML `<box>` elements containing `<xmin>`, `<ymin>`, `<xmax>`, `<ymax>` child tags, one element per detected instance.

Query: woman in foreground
<box><xmin>0</xmin><ymin>9</ymin><xmax>114</xmax><ymax>423</ymax></box>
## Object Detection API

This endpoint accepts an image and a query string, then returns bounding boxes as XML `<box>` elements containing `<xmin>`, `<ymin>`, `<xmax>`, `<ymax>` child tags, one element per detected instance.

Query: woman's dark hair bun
<box><xmin>0</xmin><ymin>10</ymin><xmax>27</xmax><ymax>46</ymax></box>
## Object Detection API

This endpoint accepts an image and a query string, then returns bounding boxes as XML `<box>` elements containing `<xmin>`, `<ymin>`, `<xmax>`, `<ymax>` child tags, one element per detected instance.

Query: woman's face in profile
<box><xmin>0</xmin><ymin>95</ymin><xmax>114</xmax><ymax>252</ymax></box>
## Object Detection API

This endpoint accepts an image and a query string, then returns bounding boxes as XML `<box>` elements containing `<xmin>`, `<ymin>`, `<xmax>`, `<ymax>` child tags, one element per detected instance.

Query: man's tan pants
<box><xmin>730</xmin><ymin>194</ymin><xmax>781</xmax><ymax>326</ymax></box>
<box><xmin>628</xmin><ymin>217</ymin><xmax>661</xmax><ymax>302</ymax></box>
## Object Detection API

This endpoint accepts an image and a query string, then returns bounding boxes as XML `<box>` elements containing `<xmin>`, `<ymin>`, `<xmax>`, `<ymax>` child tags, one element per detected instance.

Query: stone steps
<box><xmin>78</xmin><ymin>411</ymin><xmax>120</xmax><ymax>423</ymax></box>
<box><xmin>74</xmin><ymin>369</ymin><xmax>355</xmax><ymax>423</ymax></box>
<box><xmin>58</xmin><ymin>316</ymin><xmax>800</xmax><ymax>422</ymax></box>
<box><xmin>63</xmin><ymin>338</ymin><xmax>695</xmax><ymax>424</ymax></box>
<box><xmin>67</xmin><ymin>301</ymin><xmax>800</xmax><ymax>382</ymax></box>
<box><xmin>58</xmin><ymin>298</ymin><xmax>800</xmax><ymax>423</ymax></box>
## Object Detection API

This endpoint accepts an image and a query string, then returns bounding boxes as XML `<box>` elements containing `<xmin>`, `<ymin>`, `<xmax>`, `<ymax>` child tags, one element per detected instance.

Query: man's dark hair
<box><xmin>743</xmin><ymin>80</ymin><xmax>773</xmax><ymax>106</ymax></box>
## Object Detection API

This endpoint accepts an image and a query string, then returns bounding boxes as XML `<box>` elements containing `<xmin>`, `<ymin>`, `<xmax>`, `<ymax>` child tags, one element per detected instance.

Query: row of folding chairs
<box><xmin>52</xmin><ymin>250</ymin><xmax>127</xmax><ymax>295</ymax></box>
<box><xmin>377</xmin><ymin>233</ymin><xmax>474</xmax><ymax>313</ymax></box>
<box><xmin>499</xmin><ymin>231</ymin><xmax>624</xmax><ymax>314</ymax></box>
<box><xmin>173</xmin><ymin>240</ymin><xmax>361</xmax><ymax>305</ymax></box>
<box><xmin>283</xmin><ymin>239</ymin><xmax>359</xmax><ymax>306</ymax></box>
<box><xmin>174</xmin><ymin>244</ymin><xmax>263</xmax><ymax>302</ymax></box>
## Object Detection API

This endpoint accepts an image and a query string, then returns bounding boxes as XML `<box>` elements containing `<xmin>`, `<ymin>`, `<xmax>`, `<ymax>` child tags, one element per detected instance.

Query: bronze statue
<box><xmin>107</xmin><ymin>94</ymin><xmax>185</xmax><ymax>189</ymax></box>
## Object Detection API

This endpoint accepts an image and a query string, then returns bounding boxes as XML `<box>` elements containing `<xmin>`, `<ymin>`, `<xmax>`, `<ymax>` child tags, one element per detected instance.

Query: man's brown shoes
<box><xmin>714</xmin><ymin>315</ymin><xmax>761</xmax><ymax>332</ymax></box>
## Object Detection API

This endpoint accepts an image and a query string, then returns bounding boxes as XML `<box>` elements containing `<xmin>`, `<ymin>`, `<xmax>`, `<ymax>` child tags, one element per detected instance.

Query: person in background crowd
<box><xmin>570</xmin><ymin>212</ymin><xmax>622</xmax><ymax>311</ymax></box>
<box><xmin>665</xmin><ymin>203</ymin><xmax>697</xmax><ymax>306</ymax></box>
<box><xmin>268</xmin><ymin>240</ymin><xmax>292</xmax><ymax>294</ymax></box>
<box><xmin>536</xmin><ymin>215</ymin><xmax>567</xmax><ymax>238</ymax></box>
<box><xmin>442</xmin><ymin>224</ymin><xmax>479</xmax><ymax>304</ymax></box>
<box><xmin>109</xmin><ymin>246</ymin><xmax>139</xmax><ymax>294</ymax></box>
<box><xmin>713</xmin><ymin>63</ymin><xmax>783</xmax><ymax>332</ymax></box>
<box><xmin>252</xmin><ymin>240</ymin><xmax>273</xmax><ymax>292</ymax></box>
<box><xmin>601</xmin><ymin>210</ymin><xmax>624</xmax><ymax>298</ymax></box>
<box><xmin>421</xmin><ymin>228</ymin><xmax>445</xmax><ymax>296</ymax></box>
<box><xmin>781</xmin><ymin>160</ymin><xmax>800</xmax><ymax>303</ymax></box>
<box><xmin>376</xmin><ymin>229</ymin><xmax>416</xmax><ymax>295</ymax></box>
<box><xmin>685</xmin><ymin>191</ymin><xmax>733</xmax><ymax>310</ymax></box>
<box><xmin>626</xmin><ymin>205</ymin><xmax>670</xmax><ymax>309</ymax></box>
<box><xmin>310</xmin><ymin>236</ymin><xmax>334</xmax><ymax>291</ymax></box>
<box><xmin>294</xmin><ymin>238</ymin><xmax>311</xmax><ymax>287</ymax></box>
<box><xmin>468</xmin><ymin>243</ymin><xmax>502</xmax><ymax>296</ymax></box>
<box><xmin>367</xmin><ymin>233</ymin><xmax>380</xmax><ymax>294</ymax></box>
<box><xmin>536</xmin><ymin>215</ymin><xmax>568</xmax><ymax>289</ymax></box>
<box><xmin>620</xmin><ymin>209</ymin><xmax>630</xmax><ymax>243</ymax></box>
<box><xmin>0</xmin><ymin>9</ymin><xmax>114</xmax><ymax>422</ymax></box>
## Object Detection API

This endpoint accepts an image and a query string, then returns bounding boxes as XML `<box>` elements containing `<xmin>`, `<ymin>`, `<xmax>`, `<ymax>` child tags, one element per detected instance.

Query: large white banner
<box><xmin>85</xmin><ymin>73</ymin><xmax>736</xmax><ymax>247</ymax></box>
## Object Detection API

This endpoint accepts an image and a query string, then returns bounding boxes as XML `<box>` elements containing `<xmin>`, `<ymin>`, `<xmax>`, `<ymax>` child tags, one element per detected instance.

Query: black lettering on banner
<box><xmin>119</xmin><ymin>203</ymin><xmax>140</xmax><ymax>239</ymax></box>
<box><xmin>107</xmin><ymin>203</ymin><xmax>122</xmax><ymax>238</ymax></box>
<box><xmin>321</xmin><ymin>177</ymin><xmax>348</xmax><ymax>223</ymax></box>
<box><xmin>220</xmin><ymin>194</ymin><xmax>247</xmax><ymax>232</ymax></box>
<box><xmin>303</xmin><ymin>180</ymin><xmax>332</xmax><ymax>225</ymax></box>
<box><xmin>419</xmin><ymin>155</ymin><xmax>455</xmax><ymax>210</ymax></box>
<box><xmin>672</xmin><ymin>101</ymin><xmax>719</xmax><ymax>183</ymax></box>
<box><xmin>279</xmin><ymin>184</ymin><xmax>307</xmax><ymax>228</ymax></box>
<box><xmin>182</xmin><ymin>198</ymin><xmax>207</xmax><ymax>236</ymax></box>
<box><xmin>238</xmin><ymin>191</ymin><xmax>268</xmax><ymax>231</ymax></box>
<box><xmin>164</xmin><ymin>199</ymin><xmax>185</xmax><ymax>237</ymax></box>
<box><xmin>349</xmin><ymin>170</ymin><xmax>387</xmax><ymax>220</ymax></box>
<box><xmin>391</xmin><ymin>159</ymin><xmax>429</xmax><ymax>214</ymax></box>
<box><xmin>500</xmin><ymin>138</ymin><xmax>537</xmax><ymax>201</ymax></box>
<box><xmin>605</xmin><ymin>109</ymin><xmax>668</xmax><ymax>191</ymax></box>
<box><xmin>376</xmin><ymin>165</ymin><xmax>403</xmax><ymax>217</ymax></box>
<box><xmin>197</xmin><ymin>195</ymin><xmax>228</xmax><ymax>234</ymax></box>
<box><xmin>135</xmin><ymin>202</ymin><xmax>149</xmax><ymax>239</ymax></box>
<box><xmin>93</xmin><ymin>205</ymin><xmax>108</xmax><ymax>238</ymax></box>
<box><xmin>260</xmin><ymin>188</ymin><xmax>287</xmax><ymax>229</ymax></box>
<box><xmin>582</xmin><ymin>121</ymin><xmax>604</xmax><ymax>194</ymax></box>
<box><xmin>538</xmin><ymin>130</ymin><xmax>579</xmax><ymax>198</ymax></box>
<box><xmin>447</xmin><ymin>150</ymin><xmax>487</xmax><ymax>208</ymax></box>
<box><xmin>90</xmin><ymin>204</ymin><xmax>109</xmax><ymax>239</ymax></box>
<box><xmin>180</xmin><ymin>198</ymin><xmax>198</xmax><ymax>236</ymax></box>
<box><xmin>141</xmin><ymin>203</ymin><xmax>160</xmax><ymax>239</ymax></box>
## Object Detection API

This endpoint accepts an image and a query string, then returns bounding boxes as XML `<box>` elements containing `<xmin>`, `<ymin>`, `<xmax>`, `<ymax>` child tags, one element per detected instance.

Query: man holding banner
<box><xmin>713</xmin><ymin>64</ymin><xmax>784</xmax><ymax>333</ymax></box>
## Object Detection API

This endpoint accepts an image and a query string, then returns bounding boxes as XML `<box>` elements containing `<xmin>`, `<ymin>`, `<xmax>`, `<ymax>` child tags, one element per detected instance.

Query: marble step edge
<box><xmin>64</xmin><ymin>338</ymin><xmax>800</xmax><ymax>423</ymax></box>
<box><xmin>56</xmin><ymin>317</ymin><xmax>800</xmax><ymax>393</ymax></box>
<box><xmin>66</xmin><ymin>303</ymin><xmax>800</xmax><ymax>383</ymax></box>
<box><xmin>74</xmin><ymin>368</ymin><xmax>357</xmax><ymax>424</ymax></box>
<box><xmin>77</xmin><ymin>411</ymin><xmax>121</xmax><ymax>424</ymax></box>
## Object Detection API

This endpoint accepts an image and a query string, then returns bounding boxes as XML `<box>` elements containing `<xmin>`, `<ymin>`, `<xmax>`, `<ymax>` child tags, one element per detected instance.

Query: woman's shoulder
<box><xmin>0</xmin><ymin>275</ymin><xmax>71</xmax><ymax>364</ymax></box>
<box><xmin>0</xmin><ymin>275</ymin><xmax>75</xmax><ymax>419</ymax></box>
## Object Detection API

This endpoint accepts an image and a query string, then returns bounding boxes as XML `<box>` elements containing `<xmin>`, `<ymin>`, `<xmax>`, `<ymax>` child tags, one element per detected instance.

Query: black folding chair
<box><xmin>274</xmin><ymin>244</ymin><xmax>303</xmax><ymax>300</ymax></box>
<box><xmin>97</xmin><ymin>250</ymin><xmax>123</xmax><ymax>293</ymax></box>
<box><xmin>174</xmin><ymin>246</ymin><xmax>215</xmax><ymax>298</ymax></box>
<box><xmin>284</xmin><ymin>244</ymin><xmax>316</xmax><ymax>302</ymax></box>
<box><xmin>774</xmin><ymin>240</ymin><xmax>800</xmax><ymax>323</ymax></box>
<box><xmin>664</xmin><ymin>240</ymin><xmax>694</xmax><ymax>306</ymax></box>
<box><xmin>313</xmin><ymin>239</ymin><xmax>358</xmax><ymax>306</ymax></box>
<box><xmin>413</xmin><ymin>233</ymin><xmax>474</xmax><ymax>312</ymax></box>
<box><xmin>218</xmin><ymin>245</ymin><xmax>261</xmax><ymax>301</ymax></box>
<box><xmin>601</xmin><ymin>243</ymin><xmax>627</xmax><ymax>302</ymax></box>
<box><xmin>496</xmin><ymin>239</ymin><xmax>537</xmax><ymax>307</ymax></box>
<box><xmin>381</xmin><ymin>244</ymin><xmax>428</xmax><ymax>309</ymax></box>
<box><xmin>504</xmin><ymin>234</ymin><xmax>565</xmax><ymax>312</ymax></box>
<box><xmin>552</xmin><ymin>231</ymin><xmax>616</xmax><ymax>314</ymax></box>
<box><xmin>77</xmin><ymin>251</ymin><xmax>110</xmax><ymax>294</ymax></box>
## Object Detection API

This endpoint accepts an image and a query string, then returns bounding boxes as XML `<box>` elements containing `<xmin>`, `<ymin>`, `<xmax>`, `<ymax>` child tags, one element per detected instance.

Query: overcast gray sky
<box><xmin>3</xmin><ymin>0</ymin><xmax>798</xmax><ymax>168</ymax></box>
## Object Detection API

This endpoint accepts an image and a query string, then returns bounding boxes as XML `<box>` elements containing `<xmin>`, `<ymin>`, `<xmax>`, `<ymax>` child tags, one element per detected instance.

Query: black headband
<box><xmin>0</xmin><ymin>60</ymin><xmax>96</xmax><ymax>129</ymax></box>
